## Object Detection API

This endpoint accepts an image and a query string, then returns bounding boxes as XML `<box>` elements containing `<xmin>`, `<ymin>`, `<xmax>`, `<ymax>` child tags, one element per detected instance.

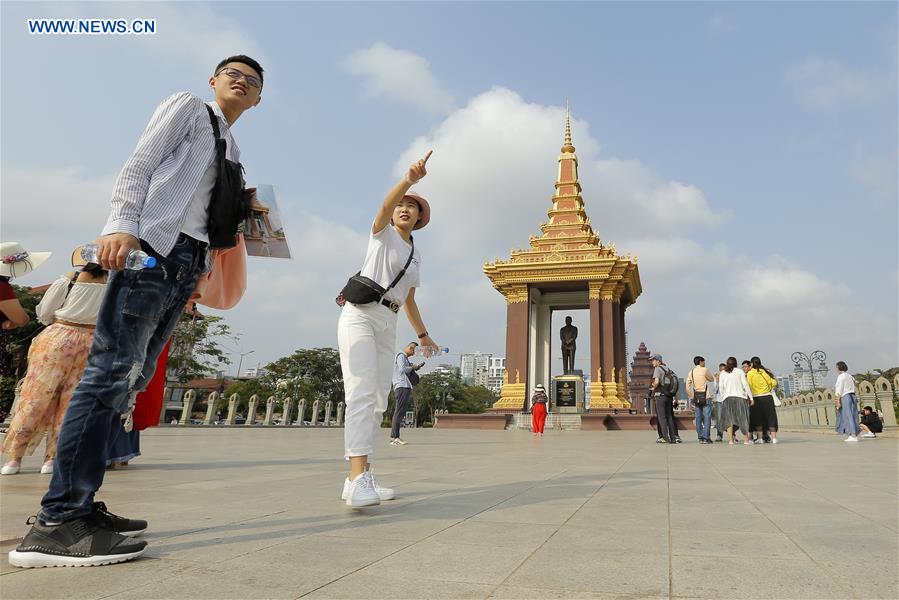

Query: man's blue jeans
<box><xmin>694</xmin><ymin>401</ymin><xmax>712</xmax><ymax>440</ymax></box>
<box><xmin>39</xmin><ymin>235</ymin><xmax>205</xmax><ymax>523</ymax></box>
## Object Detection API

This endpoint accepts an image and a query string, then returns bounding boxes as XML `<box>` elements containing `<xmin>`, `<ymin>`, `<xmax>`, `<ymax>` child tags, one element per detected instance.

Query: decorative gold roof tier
<box><xmin>483</xmin><ymin>108</ymin><xmax>642</xmax><ymax>306</ymax></box>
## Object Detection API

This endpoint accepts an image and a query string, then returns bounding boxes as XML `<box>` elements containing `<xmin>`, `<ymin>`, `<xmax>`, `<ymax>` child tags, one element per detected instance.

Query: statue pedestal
<box><xmin>553</xmin><ymin>373</ymin><xmax>585</xmax><ymax>413</ymax></box>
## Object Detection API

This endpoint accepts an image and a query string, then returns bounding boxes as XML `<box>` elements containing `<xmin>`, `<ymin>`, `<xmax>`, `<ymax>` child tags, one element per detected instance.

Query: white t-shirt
<box><xmin>180</xmin><ymin>163</ymin><xmax>216</xmax><ymax>243</ymax></box>
<box><xmin>359</xmin><ymin>225</ymin><xmax>421</xmax><ymax>306</ymax></box>
<box><xmin>835</xmin><ymin>372</ymin><xmax>856</xmax><ymax>398</ymax></box>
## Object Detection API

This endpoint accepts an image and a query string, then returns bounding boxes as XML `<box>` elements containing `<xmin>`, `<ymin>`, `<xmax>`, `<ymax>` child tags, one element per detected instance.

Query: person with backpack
<box><xmin>717</xmin><ymin>356</ymin><xmax>754</xmax><ymax>445</ymax></box>
<box><xmin>687</xmin><ymin>356</ymin><xmax>715</xmax><ymax>444</ymax></box>
<box><xmin>390</xmin><ymin>342</ymin><xmax>423</xmax><ymax>446</ymax></box>
<box><xmin>650</xmin><ymin>354</ymin><xmax>681</xmax><ymax>444</ymax></box>
<box><xmin>9</xmin><ymin>55</ymin><xmax>264</xmax><ymax>569</ymax></box>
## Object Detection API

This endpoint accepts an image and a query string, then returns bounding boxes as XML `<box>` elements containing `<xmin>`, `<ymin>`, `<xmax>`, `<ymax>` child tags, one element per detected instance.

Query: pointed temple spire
<box><xmin>562</xmin><ymin>102</ymin><xmax>576</xmax><ymax>154</ymax></box>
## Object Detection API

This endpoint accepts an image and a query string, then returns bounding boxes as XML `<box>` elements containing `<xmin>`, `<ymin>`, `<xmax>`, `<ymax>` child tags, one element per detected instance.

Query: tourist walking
<box><xmin>747</xmin><ymin>356</ymin><xmax>779</xmax><ymax>444</ymax></box>
<box><xmin>687</xmin><ymin>356</ymin><xmax>715</xmax><ymax>444</ymax></box>
<box><xmin>859</xmin><ymin>406</ymin><xmax>882</xmax><ymax>438</ymax></box>
<box><xmin>717</xmin><ymin>357</ymin><xmax>753</xmax><ymax>445</ymax></box>
<box><xmin>650</xmin><ymin>354</ymin><xmax>680</xmax><ymax>444</ymax></box>
<box><xmin>337</xmin><ymin>150</ymin><xmax>438</xmax><ymax>508</ymax></box>
<box><xmin>1</xmin><ymin>254</ymin><xmax>107</xmax><ymax>476</ymax></box>
<box><xmin>834</xmin><ymin>361</ymin><xmax>860</xmax><ymax>442</ymax></box>
<box><xmin>9</xmin><ymin>54</ymin><xmax>264</xmax><ymax>569</ymax></box>
<box><xmin>531</xmin><ymin>384</ymin><xmax>548</xmax><ymax>436</ymax></box>
<box><xmin>714</xmin><ymin>362</ymin><xmax>726</xmax><ymax>441</ymax></box>
<box><xmin>390</xmin><ymin>342</ymin><xmax>422</xmax><ymax>446</ymax></box>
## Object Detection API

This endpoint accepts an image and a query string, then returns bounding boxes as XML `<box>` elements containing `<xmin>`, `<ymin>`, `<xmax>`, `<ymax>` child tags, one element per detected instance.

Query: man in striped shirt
<box><xmin>9</xmin><ymin>55</ymin><xmax>264</xmax><ymax>569</ymax></box>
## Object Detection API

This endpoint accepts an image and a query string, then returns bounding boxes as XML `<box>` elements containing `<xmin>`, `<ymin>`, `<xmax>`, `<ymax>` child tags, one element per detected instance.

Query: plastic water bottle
<box><xmin>414</xmin><ymin>346</ymin><xmax>449</xmax><ymax>358</ymax></box>
<box><xmin>80</xmin><ymin>244</ymin><xmax>157</xmax><ymax>270</ymax></box>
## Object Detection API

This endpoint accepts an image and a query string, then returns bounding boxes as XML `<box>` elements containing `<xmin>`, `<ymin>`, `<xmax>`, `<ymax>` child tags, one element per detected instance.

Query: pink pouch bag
<box><xmin>191</xmin><ymin>234</ymin><xmax>247</xmax><ymax>309</ymax></box>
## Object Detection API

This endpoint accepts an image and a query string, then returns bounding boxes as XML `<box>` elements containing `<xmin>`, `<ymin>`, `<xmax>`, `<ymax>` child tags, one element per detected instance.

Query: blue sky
<box><xmin>2</xmin><ymin>1</ymin><xmax>896</xmax><ymax>384</ymax></box>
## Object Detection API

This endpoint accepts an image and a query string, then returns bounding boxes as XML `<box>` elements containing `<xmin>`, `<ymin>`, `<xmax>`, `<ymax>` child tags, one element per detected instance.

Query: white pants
<box><xmin>338</xmin><ymin>302</ymin><xmax>397</xmax><ymax>459</ymax></box>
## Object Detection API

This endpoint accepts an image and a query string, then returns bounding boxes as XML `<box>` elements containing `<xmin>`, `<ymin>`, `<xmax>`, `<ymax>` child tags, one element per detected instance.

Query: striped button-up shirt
<box><xmin>101</xmin><ymin>92</ymin><xmax>240</xmax><ymax>256</ymax></box>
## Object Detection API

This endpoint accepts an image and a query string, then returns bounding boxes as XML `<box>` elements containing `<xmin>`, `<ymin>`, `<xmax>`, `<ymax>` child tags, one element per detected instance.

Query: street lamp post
<box><xmin>236</xmin><ymin>350</ymin><xmax>255</xmax><ymax>378</ymax></box>
<box><xmin>791</xmin><ymin>350</ymin><xmax>828</xmax><ymax>391</ymax></box>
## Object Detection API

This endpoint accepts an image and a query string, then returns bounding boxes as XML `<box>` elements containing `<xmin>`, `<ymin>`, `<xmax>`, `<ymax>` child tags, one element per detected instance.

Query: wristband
<box><xmin>405</xmin><ymin>174</ymin><xmax>415</xmax><ymax>185</ymax></box>
<box><xmin>417</xmin><ymin>331</ymin><xmax>428</xmax><ymax>339</ymax></box>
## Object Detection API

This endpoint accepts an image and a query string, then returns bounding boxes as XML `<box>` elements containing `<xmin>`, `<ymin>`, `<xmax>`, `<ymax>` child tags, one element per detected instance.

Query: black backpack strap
<box><xmin>382</xmin><ymin>236</ymin><xmax>414</xmax><ymax>298</ymax></box>
<box><xmin>205</xmin><ymin>104</ymin><xmax>221</xmax><ymax>140</ymax></box>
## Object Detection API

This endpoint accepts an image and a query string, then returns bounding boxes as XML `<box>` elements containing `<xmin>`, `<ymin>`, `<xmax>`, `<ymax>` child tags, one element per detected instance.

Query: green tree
<box><xmin>409</xmin><ymin>370</ymin><xmax>488</xmax><ymax>424</ymax></box>
<box><xmin>456</xmin><ymin>385</ymin><xmax>496</xmax><ymax>412</ymax></box>
<box><xmin>167</xmin><ymin>311</ymin><xmax>235</xmax><ymax>384</ymax></box>
<box><xmin>262</xmin><ymin>347</ymin><xmax>343</xmax><ymax>421</ymax></box>
<box><xmin>1</xmin><ymin>284</ymin><xmax>45</xmax><ymax>378</ymax></box>
<box><xmin>1</xmin><ymin>284</ymin><xmax>45</xmax><ymax>412</ymax></box>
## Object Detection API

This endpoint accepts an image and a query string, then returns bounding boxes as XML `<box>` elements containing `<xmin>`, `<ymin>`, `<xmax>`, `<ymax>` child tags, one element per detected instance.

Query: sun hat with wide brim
<box><xmin>0</xmin><ymin>242</ymin><xmax>51</xmax><ymax>278</ymax></box>
<box><xmin>403</xmin><ymin>189</ymin><xmax>431</xmax><ymax>230</ymax></box>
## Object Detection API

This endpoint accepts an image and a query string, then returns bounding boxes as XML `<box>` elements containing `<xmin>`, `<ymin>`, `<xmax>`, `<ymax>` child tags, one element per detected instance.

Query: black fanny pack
<box><xmin>337</xmin><ymin>236</ymin><xmax>414</xmax><ymax>308</ymax></box>
<box><xmin>205</xmin><ymin>105</ymin><xmax>249</xmax><ymax>249</ymax></box>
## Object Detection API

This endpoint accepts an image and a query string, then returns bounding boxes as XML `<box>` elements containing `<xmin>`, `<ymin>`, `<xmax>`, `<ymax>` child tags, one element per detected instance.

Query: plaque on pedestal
<box><xmin>553</xmin><ymin>374</ymin><xmax>585</xmax><ymax>413</ymax></box>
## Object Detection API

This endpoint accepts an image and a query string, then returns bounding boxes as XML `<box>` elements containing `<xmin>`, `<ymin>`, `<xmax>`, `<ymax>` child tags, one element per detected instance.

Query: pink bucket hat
<box><xmin>403</xmin><ymin>189</ymin><xmax>431</xmax><ymax>230</ymax></box>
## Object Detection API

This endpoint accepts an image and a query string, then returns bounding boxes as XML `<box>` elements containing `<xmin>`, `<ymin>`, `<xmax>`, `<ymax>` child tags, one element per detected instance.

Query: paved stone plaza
<box><xmin>1</xmin><ymin>428</ymin><xmax>896</xmax><ymax>599</ymax></box>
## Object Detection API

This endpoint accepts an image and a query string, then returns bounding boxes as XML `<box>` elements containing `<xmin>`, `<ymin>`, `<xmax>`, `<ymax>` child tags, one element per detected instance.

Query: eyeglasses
<box><xmin>215</xmin><ymin>67</ymin><xmax>261</xmax><ymax>89</ymax></box>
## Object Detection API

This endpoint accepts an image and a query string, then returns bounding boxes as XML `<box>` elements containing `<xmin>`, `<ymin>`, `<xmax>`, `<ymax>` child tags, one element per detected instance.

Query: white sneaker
<box><xmin>341</xmin><ymin>477</ymin><xmax>351</xmax><ymax>500</ymax></box>
<box><xmin>368</xmin><ymin>468</ymin><xmax>395</xmax><ymax>501</ymax></box>
<box><xmin>346</xmin><ymin>471</ymin><xmax>380</xmax><ymax>507</ymax></box>
<box><xmin>771</xmin><ymin>438</ymin><xmax>778</xmax><ymax>444</ymax></box>
<box><xmin>1</xmin><ymin>461</ymin><xmax>20</xmax><ymax>475</ymax></box>
<box><xmin>393</xmin><ymin>438</ymin><xmax>408</xmax><ymax>446</ymax></box>
<box><xmin>40</xmin><ymin>461</ymin><xmax>54</xmax><ymax>474</ymax></box>
<box><xmin>389</xmin><ymin>439</ymin><xmax>400</xmax><ymax>446</ymax></box>
<box><xmin>844</xmin><ymin>435</ymin><xmax>858</xmax><ymax>442</ymax></box>
<box><xmin>862</xmin><ymin>432</ymin><xmax>876</xmax><ymax>438</ymax></box>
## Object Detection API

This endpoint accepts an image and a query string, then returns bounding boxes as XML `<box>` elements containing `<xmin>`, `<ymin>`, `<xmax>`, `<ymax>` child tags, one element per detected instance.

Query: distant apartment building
<box><xmin>486</xmin><ymin>357</ymin><xmax>506</xmax><ymax>394</ymax></box>
<box><xmin>777</xmin><ymin>376</ymin><xmax>793</xmax><ymax>398</ymax></box>
<box><xmin>461</xmin><ymin>352</ymin><xmax>492</xmax><ymax>385</ymax></box>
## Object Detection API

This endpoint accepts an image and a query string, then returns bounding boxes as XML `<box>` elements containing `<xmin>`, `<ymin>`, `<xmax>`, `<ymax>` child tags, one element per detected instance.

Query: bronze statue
<box><xmin>560</xmin><ymin>316</ymin><xmax>578</xmax><ymax>374</ymax></box>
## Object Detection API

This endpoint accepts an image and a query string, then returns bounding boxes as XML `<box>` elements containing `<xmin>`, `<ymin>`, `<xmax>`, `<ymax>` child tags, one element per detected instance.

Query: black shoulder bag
<box><xmin>336</xmin><ymin>235</ymin><xmax>414</xmax><ymax>311</ymax></box>
<box><xmin>205</xmin><ymin>105</ymin><xmax>250</xmax><ymax>249</ymax></box>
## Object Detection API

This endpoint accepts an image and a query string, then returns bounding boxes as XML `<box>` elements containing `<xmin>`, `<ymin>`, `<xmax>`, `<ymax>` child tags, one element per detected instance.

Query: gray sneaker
<box><xmin>9</xmin><ymin>515</ymin><xmax>147</xmax><ymax>568</ymax></box>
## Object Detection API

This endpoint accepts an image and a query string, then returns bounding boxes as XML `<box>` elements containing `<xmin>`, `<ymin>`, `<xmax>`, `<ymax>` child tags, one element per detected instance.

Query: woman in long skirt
<box><xmin>747</xmin><ymin>356</ymin><xmax>779</xmax><ymax>444</ymax></box>
<box><xmin>1</xmin><ymin>256</ymin><xmax>107</xmax><ymax>475</ymax></box>
<box><xmin>716</xmin><ymin>357</ymin><xmax>754</xmax><ymax>445</ymax></box>
<box><xmin>337</xmin><ymin>150</ymin><xmax>439</xmax><ymax>508</ymax></box>
<box><xmin>834</xmin><ymin>361</ymin><xmax>860</xmax><ymax>442</ymax></box>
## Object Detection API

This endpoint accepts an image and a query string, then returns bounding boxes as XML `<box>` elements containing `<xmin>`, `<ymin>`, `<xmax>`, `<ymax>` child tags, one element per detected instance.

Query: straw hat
<box><xmin>0</xmin><ymin>242</ymin><xmax>51</xmax><ymax>278</ymax></box>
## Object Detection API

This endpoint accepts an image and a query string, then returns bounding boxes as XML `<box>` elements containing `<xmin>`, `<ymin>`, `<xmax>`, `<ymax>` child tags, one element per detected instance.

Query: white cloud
<box><xmin>343</xmin><ymin>43</ymin><xmax>454</xmax><ymax>114</ymax></box>
<box><xmin>706</xmin><ymin>14</ymin><xmax>735</xmax><ymax>35</ymax></box>
<box><xmin>786</xmin><ymin>56</ymin><xmax>890</xmax><ymax>111</ymax></box>
<box><xmin>392</xmin><ymin>87</ymin><xmax>722</xmax><ymax>267</ymax></box>
<box><xmin>731</xmin><ymin>256</ymin><xmax>850</xmax><ymax>308</ymax></box>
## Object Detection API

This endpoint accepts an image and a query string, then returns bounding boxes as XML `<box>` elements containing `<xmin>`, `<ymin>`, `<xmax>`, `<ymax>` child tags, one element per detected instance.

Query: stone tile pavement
<box><xmin>1</xmin><ymin>428</ymin><xmax>896</xmax><ymax>599</ymax></box>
